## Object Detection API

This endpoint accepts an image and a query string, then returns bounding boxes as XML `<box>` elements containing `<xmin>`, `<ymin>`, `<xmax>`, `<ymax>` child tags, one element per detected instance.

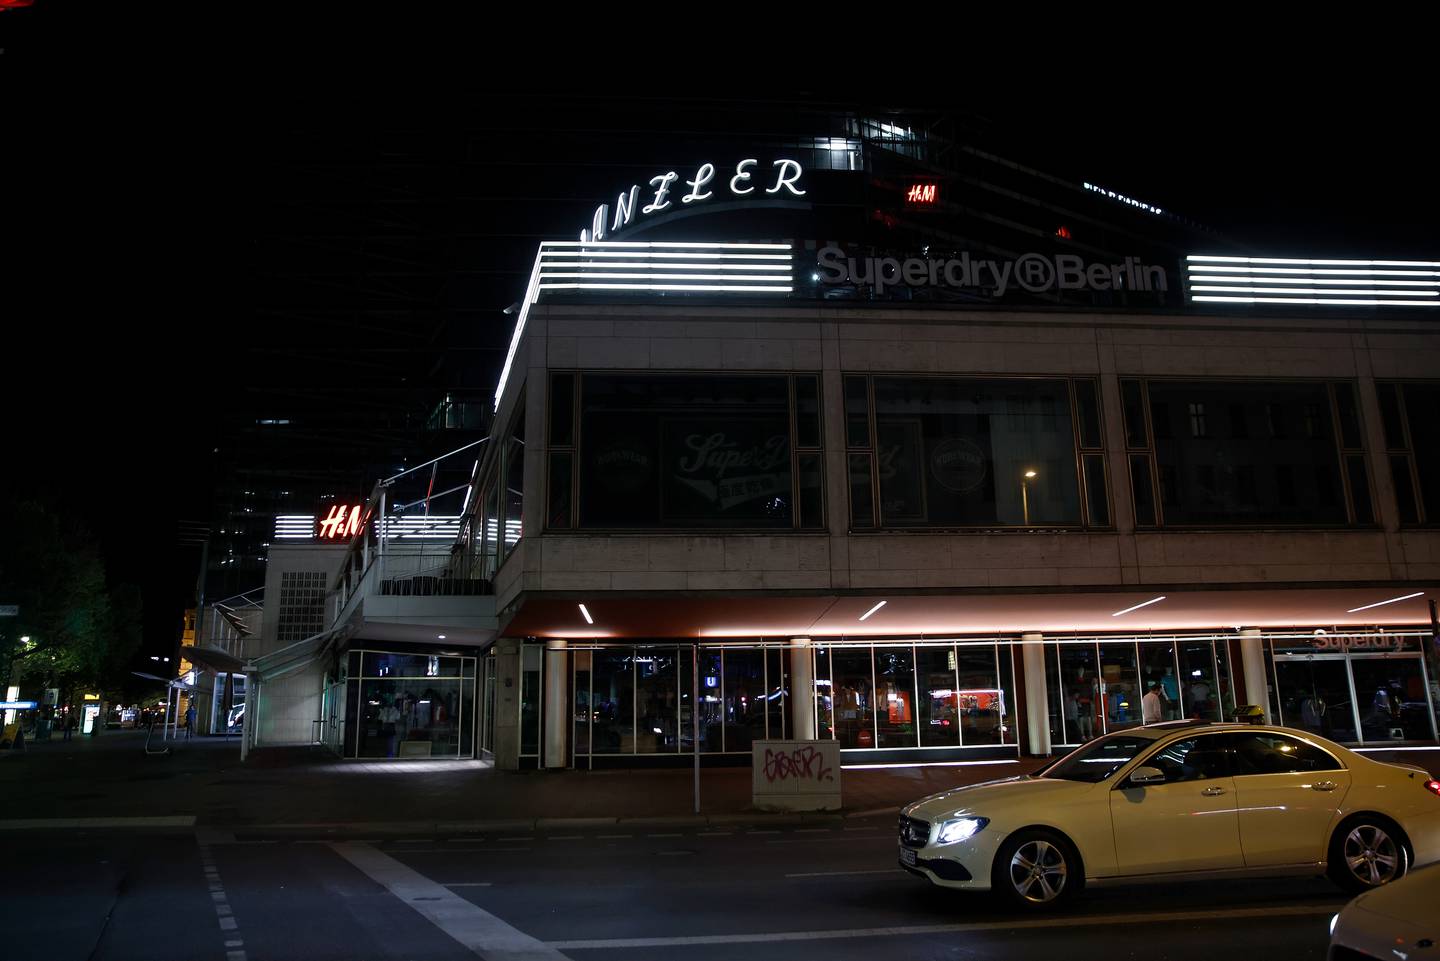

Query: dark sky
<box><xmin>3</xmin><ymin>7</ymin><xmax>1437</xmax><ymax>664</ymax></box>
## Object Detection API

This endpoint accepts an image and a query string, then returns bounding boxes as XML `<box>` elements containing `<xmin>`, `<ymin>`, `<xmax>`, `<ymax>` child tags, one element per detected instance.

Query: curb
<box><xmin>0</xmin><ymin>816</ymin><xmax>198</xmax><ymax>831</ymax></box>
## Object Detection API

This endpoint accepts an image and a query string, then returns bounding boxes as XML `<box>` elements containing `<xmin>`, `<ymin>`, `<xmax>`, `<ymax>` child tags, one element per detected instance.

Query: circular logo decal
<box><xmin>929</xmin><ymin>437</ymin><xmax>988</xmax><ymax>493</ymax></box>
<box><xmin>592</xmin><ymin>439</ymin><xmax>651</xmax><ymax>492</ymax></box>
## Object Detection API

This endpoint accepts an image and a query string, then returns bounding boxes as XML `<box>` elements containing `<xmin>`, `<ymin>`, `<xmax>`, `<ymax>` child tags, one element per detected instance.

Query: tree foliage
<box><xmin>0</xmin><ymin>501</ymin><xmax>140</xmax><ymax>696</ymax></box>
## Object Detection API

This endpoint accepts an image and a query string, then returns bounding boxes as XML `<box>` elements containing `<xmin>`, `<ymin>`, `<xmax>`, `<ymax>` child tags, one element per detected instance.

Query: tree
<box><xmin>0</xmin><ymin>501</ymin><xmax>136</xmax><ymax>696</ymax></box>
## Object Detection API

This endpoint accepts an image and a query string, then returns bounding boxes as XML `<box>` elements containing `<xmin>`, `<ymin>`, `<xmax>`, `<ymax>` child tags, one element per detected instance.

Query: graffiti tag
<box><xmin>763</xmin><ymin>746</ymin><xmax>835</xmax><ymax>784</ymax></box>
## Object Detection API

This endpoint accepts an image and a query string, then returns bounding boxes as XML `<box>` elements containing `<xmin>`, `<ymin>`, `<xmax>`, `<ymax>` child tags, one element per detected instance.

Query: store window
<box><xmin>847</xmin><ymin>376</ymin><xmax>1099</xmax><ymax>529</ymax></box>
<box><xmin>1379</xmin><ymin>382</ymin><xmax>1440</xmax><ymax>524</ymax></box>
<box><xmin>1130</xmin><ymin>380</ymin><xmax>1368</xmax><ymax>527</ymax></box>
<box><xmin>570</xmin><ymin>374</ymin><xmax>822</xmax><ymax>530</ymax></box>
<box><xmin>346</xmin><ymin>649</ymin><xmax>477</xmax><ymax>759</ymax></box>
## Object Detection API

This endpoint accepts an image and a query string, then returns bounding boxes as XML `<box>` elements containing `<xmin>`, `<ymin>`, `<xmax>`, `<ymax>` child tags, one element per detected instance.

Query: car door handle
<box><xmin>1200</xmin><ymin>786</ymin><xmax>1227</xmax><ymax>796</ymax></box>
<box><xmin>1312</xmin><ymin>781</ymin><xmax>1338</xmax><ymax>792</ymax></box>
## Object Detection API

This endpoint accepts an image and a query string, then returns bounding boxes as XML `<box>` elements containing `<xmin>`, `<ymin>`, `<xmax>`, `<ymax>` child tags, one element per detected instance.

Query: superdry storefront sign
<box><xmin>816</xmin><ymin>244</ymin><xmax>1170</xmax><ymax>298</ymax></box>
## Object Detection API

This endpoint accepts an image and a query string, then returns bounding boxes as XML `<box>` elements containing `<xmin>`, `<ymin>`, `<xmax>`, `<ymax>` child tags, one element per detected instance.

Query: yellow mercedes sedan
<box><xmin>898</xmin><ymin>721</ymin><xmax>1440</xmax><ymax>910</ymax></box>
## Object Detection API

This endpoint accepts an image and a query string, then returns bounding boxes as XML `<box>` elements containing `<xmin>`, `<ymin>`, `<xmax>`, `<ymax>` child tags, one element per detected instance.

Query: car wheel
<box><xmin>1328</xmin><ymin>816</ymin><xmax>1409</xmax><ymax>894</ymax></box>
<box><xmin>992</xmin><ymin>830</ymin><xmax>1080</xmax><ymax>910</ymax></box>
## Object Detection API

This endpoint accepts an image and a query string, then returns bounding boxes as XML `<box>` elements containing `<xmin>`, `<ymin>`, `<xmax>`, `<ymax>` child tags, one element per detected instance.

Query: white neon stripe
<box><xmin>1193</xmin><ymin>296</ymin><xmax>1440</xmax><ymax>307</ymax></box>
<box><xmin>1187</xmin><ymin>276</ymin><xmax>1440</xmax><ymax>287</ymax></box>
<box><xmin>1190</xmin><ymin>286</ymin><xmax>1437</xmax><ymax>297</ymax></box>
<box><xmin>1354</xmin><ymin>747</ymin><xmax>1440</xmax><ymax>753</ymax></box>
<box><xmin>494</xmin><ymin>245</ymin><xmax>544</xmax><ymax>411</ymax></box>
<box><xmin>544</xmin><ymin>241</ymin><xmax>791</xmax><ymax>250</ymax></box>
<box><xmin>858</xmin><ymin>600</ymin><xmax>887</xmax><ymax>622</ymax></box>
<box><xmin>541</xmin><ymin>261</ymin><xmax>792</xmax><ymax>271</ymax></box>
<box><xmin>1187</xmin><ymin>266</ymin><xmax>1440</xmax><ymax>277</ymax></box>
<box><xmin>539</xmin><ymin>273</ymin><xmax>793</xmax><ymax>282</ymax></box>
<box><xmin>539</xmin><ymin>283</ymin><xmax>793</xmax><ymax>293</ymax></box>
<box><xmin>579</xmin><ymin>604</ymin><xmax>593</xmax><ymax>625</ymax></box>
<box><xmin>1112</xmin><ymin>596</ymin><xmax>1167</xmax><ymax>617</ymax></box>
<box><xmin>539</xmin><ymin>251</ymin><xmax>790</xmax><ymax>260</ymax></box>
<box><xmin>1188</xmin><ymin>255</ymin><xmax>1440</xmax><ymax>268</ymax></box>
<box><xmin>841</xmin><ymin>760</ymin><xmax>1018</xmax><ymax>770</ymax></box>
<box><xmin>1345</xmin><ymin>591</ymin><xmax>1425</xmax><ymax>613</ymax></box>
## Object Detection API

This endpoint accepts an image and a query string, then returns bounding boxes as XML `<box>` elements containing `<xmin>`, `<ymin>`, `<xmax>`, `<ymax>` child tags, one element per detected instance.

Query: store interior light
<box><xmin>1112</xmin><ymin>596</ymin><xmax>1167</xmax><ymax>617</ymax></box>
<box><xmin>579</xmin><ymin>604</ymin><xmax>594</xmax><ymax>625</ymax></box>
<box><xmin>859</xmin><ymin>600</ymin><xmax>887</xmax><ymax>622</ymax></box>
<box><xmin>1346</xmin><ymin>592</ymin><xmax>1425</xmax><ymax>613</ymax></box>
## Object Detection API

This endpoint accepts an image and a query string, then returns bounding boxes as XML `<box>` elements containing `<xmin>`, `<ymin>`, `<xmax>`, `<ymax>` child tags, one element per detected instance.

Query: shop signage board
<box><xmin>752</xmin><ymin>739</ymin><xmax>842</xmax><ymax>812</ymax></box>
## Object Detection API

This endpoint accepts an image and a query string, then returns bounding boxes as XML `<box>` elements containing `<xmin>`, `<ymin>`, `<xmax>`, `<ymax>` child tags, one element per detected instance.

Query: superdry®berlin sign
<box><xmin>816</xmin><ymin>244</ymin><xmax>1169</xmax><ymax>298</ymax></box>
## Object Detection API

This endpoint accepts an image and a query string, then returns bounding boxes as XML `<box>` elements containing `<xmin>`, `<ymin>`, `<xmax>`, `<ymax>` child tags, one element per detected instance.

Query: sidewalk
<box><xmin>6</xmin><ymin>732</ymin><xmax>1435</xmax><ymax>831</ymax></box>
<box><xmin>1</xmin><ymin>731</ymin><xmax>1043</xmax><ymax>828</ymax></box>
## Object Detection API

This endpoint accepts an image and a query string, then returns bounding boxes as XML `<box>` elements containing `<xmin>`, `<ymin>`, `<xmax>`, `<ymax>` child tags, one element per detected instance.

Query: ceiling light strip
<box><xmin>858</xmin><ymin>600</ymin><xmax>888</xmax><ymax>622</ymax></box>
<box><xmin>540</xmin><ymin>272</ymin><xmax>793</xmax><ymax>282</ymax></box>
<box><xmin>539</xmin><ymin>251</ymin><xmax>791</xmax><ymax>261</ymax></box>
<box><xmin>545</xmin><ymin>241</ymin><xmax>792</xmax><ymax>250</ymax></box>
<box><xmin>539</xmin><ymin>283</ymin><xmax>793</xmax><ymax>293</ymax></box>
<box><xmin>1189</xmin><ymin>286</ymin><xmax>1437</xmax><ymax>297</ymax></box>
<box><xmin>1345</xmin><ymin>591</ymin><xmax>1425</xmax><ymax>613</ymax></box>
<box><xmin>1188</xmin><ymin>255</ymin><xmax>1440</xmax><ymax>268</ymax></box>
<box><xmin>541</xmin><ymin>261</ymin><xmax>793</xmax><ymax>271</ymax></box>
<box><xmin>1192</xmin><ymin>296</ymin><xmax>1440</xmax><ymax>307</ymax></box>
<box><xmin>1187</xmin><ymin>276</ymin><xmax>1440</xmax><ymax>287</ymax></box>
<box><xmin>1186</xmin><ymin>266</ymin><xmax>1440</xmax><ymax>277</ymax></box>
<box><xmin>1111</xmin><ymin>595</ymin><xmax>1167</xmax><ymax>617</ymax></box>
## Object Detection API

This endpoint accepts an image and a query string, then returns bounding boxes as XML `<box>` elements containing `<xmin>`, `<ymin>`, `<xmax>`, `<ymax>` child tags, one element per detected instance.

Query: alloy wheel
<box><xmin>1008</xmin><ymin>839</ymin><xmax>1068</xmax><ymax>903</ymax></box>
<box><xmin>1342</xmin><ymin>824</ymin><xmax>1401</xmax><ymax>887</ymax></box>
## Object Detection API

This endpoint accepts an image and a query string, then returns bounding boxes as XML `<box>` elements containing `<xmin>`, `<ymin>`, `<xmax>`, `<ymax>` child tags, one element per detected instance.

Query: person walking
<box><xmin>62</xmin><ymin>711</ymin><xmax>74</xmax><ymax>742</ymax></box>
<box><xmin>185</xmin><ymin>702</ymin><xmax>197</xmax><ymax>741</ymax></box>
<box><xmin>1142</xmin><ymin>682</ymin><xmax>1165</xmax><ymax>725</ymax></box>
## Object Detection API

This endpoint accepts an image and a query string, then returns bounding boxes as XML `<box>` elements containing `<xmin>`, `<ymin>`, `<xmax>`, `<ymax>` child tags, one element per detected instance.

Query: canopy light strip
<box><xmin>1190</xmin><ymin>286</ymin><xmax>1437</xmax><ymax>297</ymax></box>
<box><xmin>1346</xmin><ymin>592</ymin><xmax>1425</xmax><ymax>613</ymax></box>
<box><xmin>1187</xmin><ymin>276</ymin><xmax>1440</xmax><ymax>287</ymax></box>
<box><xmin>539</xmin><ymin>250</ymin><xmax>791</xmax><ymax>261</ymax></box>
<box><xmin>1112</xmin><ymin>596</ymin><xmax>1167</xmax><ymax>617</ymax></box>
<box><xmin>1188</xmin><ymin>255</ymin><xmax>1440</xmax><ymax>268</ymax></box>
<box><xmin>1193</xmin><ymin>296</ymin><xmax>1440</xmax><ymax>307</ymax></box>
<box><xmin>539</xmin><ymin>283</ymin><xmax>793</xmax><ymax>293</ymax></box>
<box><xmin>541</xmin><ymin>261</ymin><xmax>791</xmax><ymax>271</ymax></box>
<box><xmin>545</xmin><ymin>241</ymin><xmax>791</xmax><ymax>250</ymax></box>
<box><xmin>579</xmin><ymin>604</ymin><xmax>594</xmax><ymax>625</ymax></box>
<box><xmin>1186</xmin><ymin>265</ymin><xmax>1440</xmax><ymax>277</ymax></box>
<box><xmin>540</xmin><ymin>272</ymin><xmax>792</xmax><ymax>282</ymax></box>
<box><xmin>858</xmin><ymin>600</ymin><xmax>888</xmax><ymax>622</ymax></box>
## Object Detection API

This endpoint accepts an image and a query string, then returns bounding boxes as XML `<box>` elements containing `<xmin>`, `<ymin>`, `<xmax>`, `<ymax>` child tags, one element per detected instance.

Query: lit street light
<box><xmin>1022</xmin><ymin>470</ymin><xmax>1038</xmax><ymax>525</ymax></box>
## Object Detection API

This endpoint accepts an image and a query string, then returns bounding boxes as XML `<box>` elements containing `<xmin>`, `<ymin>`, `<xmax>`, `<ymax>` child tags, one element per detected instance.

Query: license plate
<box><xmin>900</xmin><ymin>847</ymin><xmax>917</xmax><ymax>867</ymax></box>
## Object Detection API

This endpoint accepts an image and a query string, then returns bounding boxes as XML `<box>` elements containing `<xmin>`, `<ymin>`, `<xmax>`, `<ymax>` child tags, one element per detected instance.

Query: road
<box><xmin>1</xmin><ymin>816</ymin><xmax>1347</xmax><ymax>961</ymax></box>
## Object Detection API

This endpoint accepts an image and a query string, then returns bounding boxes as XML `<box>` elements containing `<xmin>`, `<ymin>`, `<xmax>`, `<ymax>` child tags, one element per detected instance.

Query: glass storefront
<box><xmin>342</xmin><ymin>648</ymin><xmax>478</xmax><ymax>759</ymax></box>
<box><xmin>1268</xmin><ymin>633</ymin><xmax>1438</xmax><ymax>745</ymax></box>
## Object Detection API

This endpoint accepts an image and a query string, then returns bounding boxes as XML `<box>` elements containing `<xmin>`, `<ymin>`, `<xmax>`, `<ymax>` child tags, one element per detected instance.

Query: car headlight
<box><xmin>1329</xmin><ymin>913</ymin><xmax>1338</xmax><ymax>937</ymax></box>
<box><xmin>935</xmin><ymin>817</ymin><xmax>989</xmax><ymax>844</ymax></box>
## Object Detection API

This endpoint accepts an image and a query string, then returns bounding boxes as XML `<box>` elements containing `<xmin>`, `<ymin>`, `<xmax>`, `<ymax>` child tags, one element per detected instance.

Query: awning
<box><xmin>248</xmin><ymin>627</ymin><xmax>342</xmax><ymax>682</ymax></box>
<box><xmin>131</xmin><ymin>671</ymin><xmax>195</xmax><ymax>691</ymax></box>
<box><xmin>180</xmin><ymin>644</ymin><xmax>247</xmax><ymax>675</ymax></box>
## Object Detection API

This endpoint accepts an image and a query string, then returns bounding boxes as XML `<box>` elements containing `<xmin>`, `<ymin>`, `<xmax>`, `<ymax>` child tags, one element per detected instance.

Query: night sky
<box><xmin>3</xmin><ymin>7</ymin><xmax>1436</xmax><ymax>669</ymax></box>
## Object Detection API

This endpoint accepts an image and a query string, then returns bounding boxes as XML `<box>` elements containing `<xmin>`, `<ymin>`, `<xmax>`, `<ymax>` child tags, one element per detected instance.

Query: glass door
<box><xmin>1273</xmin><ymin>657</ymin><xmax>1358</xmax><ymax>742</ymax></box>
<box><xmin>1057</xmin><ymin>643</ymin><xmax>1101</xmax><ymax>743</ymax></box>
<box><xmin>1349</xmin><ymin>656</ymin><xmax>1438</xmax><ymax>743</ymax></box>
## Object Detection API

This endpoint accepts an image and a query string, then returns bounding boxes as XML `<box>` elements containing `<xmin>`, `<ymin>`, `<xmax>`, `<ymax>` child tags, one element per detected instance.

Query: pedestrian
<box><xmin>62</xmin><ymin>711</ymin><xmax>74</xmax><ymax>742</ymax></box>
<box><xmin>1142</xmin><ymin>682</ymin><xmax>1164</xmax><ymax>725</ymax></box>
<box><xmin>185</xmin><ymin>702</ymin><xmax>197</xmax><ymax>741</ymax></box>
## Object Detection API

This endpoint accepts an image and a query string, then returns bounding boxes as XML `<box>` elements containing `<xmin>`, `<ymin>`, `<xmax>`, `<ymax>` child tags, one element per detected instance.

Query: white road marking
<box><xmin>498</xmin><ymin>837</ymin><xmax>535</xmax><ymax>842</ymax></box>
<box><xmin>793</xmin><ymin>828</ymin><xmax>833</xmax><ymax>833</ymax></box>
<box><xmin>546</xmin><ymin>903</ymin><xmax>1338</xmax><ymax>950</ymax></box>
<box><xmin>447</xmin><ymin>838</ymin><xmax>486</xmax><ymax>843</ymax></box>
<box><xmin>696</xmin><ymin>832</ymin><xmax>732</xmax><ymax>837</ymax></box>
<box><xmin>445</xmin><ymin>882</ymin><xmax>495</xmax><ymax>887</ymax></box>
<box><xmin>766</xmin><ymin>834</ymin><xmax>891</xmax><ymax>844</ymax></box>
<box><xmin>646</xmin><ymin>833</ymin><xmax>683</xmax><ymax>838</ymax></box>
<box><xmin>330</xmin><ymin>842</ymin><xmax>571</xmax><ymax>960</ymax></box>
<box><xmin>548</xmin><ymin>836</ymin><xmax>584</xmax><ymax>841</ymax></box>
<box><xmin>784</xmin><ymin>869</ymin><xmax>907</xmax><ymax>878</ymax></box>
<box><xmin>746</xmin><ymin>829</ymin><xmax>781</xmax><ymax>835</ymax></box>
<box><xmin>596</xmin><ymin>834</ymin><xmax>632</xmax><ymax>839</ymax></box>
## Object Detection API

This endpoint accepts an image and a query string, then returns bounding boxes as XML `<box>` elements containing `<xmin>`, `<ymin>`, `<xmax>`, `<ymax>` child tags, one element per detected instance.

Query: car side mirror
<box><xmin>1129</xmin><ymin>766</ymin><xmax>1166</xmax><ymax>786</ymax></box>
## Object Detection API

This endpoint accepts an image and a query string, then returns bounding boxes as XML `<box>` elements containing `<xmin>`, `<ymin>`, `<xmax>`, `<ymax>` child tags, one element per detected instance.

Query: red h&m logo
<box><xmin>317</xmin><ymin>504</ymin><xmax>367</xmax><ymax>539</ymax></box>
<box><xmin>0</xmin><ymin>1</ymin><xmax>36</xmax><ymax>9</ymax></box>
<box><xmin>905</xmin><ymin>183</ymin><xmax>938</xmax><ymax>205</ymax></box>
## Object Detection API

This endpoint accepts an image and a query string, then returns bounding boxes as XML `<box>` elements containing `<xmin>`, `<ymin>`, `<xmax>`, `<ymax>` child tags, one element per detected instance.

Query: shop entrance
<box><xmin>1273</xmin><ymin>650</ymin><xmax>1437</xmax><ymax>745</ymax></box>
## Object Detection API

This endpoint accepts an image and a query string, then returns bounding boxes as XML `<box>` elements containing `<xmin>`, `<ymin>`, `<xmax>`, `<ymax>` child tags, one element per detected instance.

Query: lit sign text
<box><xmin>816</xmin><ymin>244</ymin><xmax>1169</xmax><ymax>297</ymax></box>
<box><xmin>905</xmin><ymin>183</ymin><xmax>938</xmax><ymax>205</ymax></box>
<box><xmin>580</xmin><ymin>159</ymin><xmax>806</xmax><ymax>241</ymax></box>
<box><xmin>317</xmin><ymin>504</ymin><xmax>368</xmax><ymax>540</ymax></box>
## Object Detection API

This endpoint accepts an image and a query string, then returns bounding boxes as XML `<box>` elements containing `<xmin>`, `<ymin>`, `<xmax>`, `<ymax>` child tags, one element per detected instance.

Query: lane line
<box><xmin>548</xmin><ymin>836</ymin><xmax>584</xmax><ymax>841</ymax></box>
<box><xmin>546</xmin><ymin>903</ymin><xmax>1338</xmax><ymax>950</ymax></box>
<box><xmin>646</xmin><ymin>833</ymin><xmax>684</xmax><ymax>838</ymax></box>
<box><xmin>696</xmin><ymin>832</ymin><xmax>732</xmax><ymax>837</ymax></box>
<box><xmin>793</xmin><ymin>828</ymin><xmax>833</xmax><ymax>833</ymax></box>
<box><xmin>596</xmin><ymin>834</ymin><xmax>632</xmax><ymax>839</ymax></box>
<box><xmin>766</xmin><ymin>835</ymin><xmax>891</xmax><ymax>844</ymax></box>
<box><xmin>445</xmin><ymin>882</ymin><xmax>495</xmax><ymax>888</ymax></box>
<box><xmin>329</xmin><ymin>841</ymin><xmax>571</xmax><ymax>960</ymax></box>
<box><xmin>784</xmin><ymin>869</ymin><xmax>908</xmax><ymax>879</ymax></box>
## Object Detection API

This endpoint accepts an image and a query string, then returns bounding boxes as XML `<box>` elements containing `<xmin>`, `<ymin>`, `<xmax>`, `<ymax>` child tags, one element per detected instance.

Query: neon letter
<box><xmin>590</xmin><ymin>204</ymin><xmax>609</xmax><ymax>241</ymax></box>
<box><xmin>765</xmin><ymin>159</ymin><xmax>806</xmax><ymax>196</ymax></box>
<box><xmin>611</xmin><ymin>185</ymin><xmax>639</xmax><ymax>232</ymax></box>
<box><xmin>644</xmin><ymin>171</ymin><xmax>678</xmax><ymax>213</ymax></box>
<box><xmin>729</xmin><ymin>158</ymin><xmax>757</xmax><ymax>196</ymax></box>
<box><xmin>682</xmin><ymin>163</ymin><xmax>715</xmax><ymax>204</ymax></box>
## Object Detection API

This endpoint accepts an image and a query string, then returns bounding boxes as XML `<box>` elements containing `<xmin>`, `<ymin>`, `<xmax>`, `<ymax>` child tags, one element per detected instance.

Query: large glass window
<box><xmin>955</xmin><ymin>645</ymin><xmax>1003</xmax><ymax>745</ymax></box>
<box><xmin>723</xmin><ymin>648</ymin><xmax>768</xmax><ymax>751</ymax></box>
<box><xmin>346</xmin><ymin>649</ymin><xmax>477</xmax><ymax>759</ymax></box>
<box><xmin>635</xmin><ymin>649</ymin><xmax>679</xmax><ymax>754</ymax></box>
<box><xmin>1177</xmin><ymin>640</ymin><xmax>1221</xmax><ymax>721</ymax></box>
<box><xmin>1138</xmin><ymin>642</ymin><xmax>1180</xmax><ymax>722</ymax></box>
<box><xmin>917</xmin><ymin>644</ymin><xmax>961</xmax><ymax>747</ymax></box>
<box><xmin>866</xmin><ymin>377</ymin><xmax>1082</xmax><ymax>527</ymax></box>
<box><xmin>697</xmin><ymin>650</ymin><xmax>723</xmax><ymax>752</ymax></box>
<box><xmin>1383</xmin><ymin>383</ymin><xmax>1440</xmax><ymax>525</ymax></box>
<box><xmin>1146</xmin><ymin>381</ymin><xmax>1349</xmax><ymax>525</ymax></box>
<box><xmin>1056</xmin><ymin>644</ymin><xmax>1101</xmax><ymax>742</ymax></box>
<box><xmin>875</xmin><ymin>646</ymin><xmax>917</xmax><ymax>748</ymax></box>
<box><xmin>1098</xmin><ymin>642</ymin><xmax>1142</xmax><ymax>731</ymax></box>
<box><xmin>831</xmin><ymin>646</ymin><xmax>875</xmax><ymax>748</ymax></box>
<box><xmin>590</xmin><ymin>649</ymin><xmax>633</xmax><ymax>754</ymax></box>
<box><xmin>575</xmin><ymin>374</ymin><xmax>823</xmax><ymax>530</ymax></box>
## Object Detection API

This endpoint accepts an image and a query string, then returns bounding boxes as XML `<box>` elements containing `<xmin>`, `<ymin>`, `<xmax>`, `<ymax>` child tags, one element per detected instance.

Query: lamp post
<box><xmin>1022</xmin><ymin>470</ymin><xmax>1038</xmax><ymax>525</ymax></box>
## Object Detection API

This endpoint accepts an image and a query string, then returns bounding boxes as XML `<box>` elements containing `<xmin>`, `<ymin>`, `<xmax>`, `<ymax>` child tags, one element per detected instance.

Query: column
<box><xmin>789</xmin><ymin>637</ymin><xmax>815</xmax><ymax>741</ymax></box>
<box><xmin>544</xmin><ymin>639</ymin><xmax>568</xmax><ymax>769</ymax></box>
<box><xmin>492</xmin><ymin>638</ymin><xmax>522</xmax><ymax>771</ymax></box>
<box><xmin>1021</xmin><ymin>633</ymin><xmax>1051</xmax><ymax>757</ymax></box>
<box><xmin>1239</xmin><ymin>629</ymin><xmax>1269</xmax><ymax>722</ymax></box>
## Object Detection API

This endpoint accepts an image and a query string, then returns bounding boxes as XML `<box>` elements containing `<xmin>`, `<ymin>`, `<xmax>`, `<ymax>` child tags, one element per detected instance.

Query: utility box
<box><xmin>752</xmin><ymin>740</ymin><xmax>842</xmax><ymax>812</ymax></box>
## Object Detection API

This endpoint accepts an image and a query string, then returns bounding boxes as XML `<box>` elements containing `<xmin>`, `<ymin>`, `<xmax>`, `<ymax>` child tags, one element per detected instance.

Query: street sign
<box><xmin>0</xmin><ymin>701</ymin><xmax>38</xmax><ymax>710</ymax></box>
<box><xmin>0</xmin><ymin>605</ymin><xmax>18</xmax><ymax>617</ymax></box>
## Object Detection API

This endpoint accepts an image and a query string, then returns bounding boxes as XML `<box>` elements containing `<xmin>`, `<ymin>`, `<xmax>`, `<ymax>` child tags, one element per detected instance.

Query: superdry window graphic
<box><xmin>815</xmin><ymin>244</ymin><xmax>1170</xmax><ymax>301</ymax></box>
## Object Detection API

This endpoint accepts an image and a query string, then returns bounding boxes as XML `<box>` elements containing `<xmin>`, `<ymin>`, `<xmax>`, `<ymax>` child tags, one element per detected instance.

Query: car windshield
<box><xmin>1039</xmin><ymin>735</ymin><xmax>1155</xmax><ymax>783</ymax></box>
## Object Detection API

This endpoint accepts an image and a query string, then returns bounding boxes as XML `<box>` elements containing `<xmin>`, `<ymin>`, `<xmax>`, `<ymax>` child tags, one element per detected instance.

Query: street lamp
<box><xmin>1022</xmin><ymin>470</ymin><xmax>1038</xmax><ymax>525</ymax></box>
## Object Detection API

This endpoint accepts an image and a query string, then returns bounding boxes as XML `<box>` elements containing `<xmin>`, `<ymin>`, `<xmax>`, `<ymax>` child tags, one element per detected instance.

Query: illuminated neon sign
<box><xmin>579</xmin><ymin>159</ymin><xmax>806</xmax><ymax>242</ymax></box>
<box><xmin>317</xmin><ymin>504</ymin><xmax>368</xmax><ymax>540</ymax></box>
<box><xmin>905</xmin><ymin>183</ymin><xmax>938</xmax><ymax>205</ymax></box>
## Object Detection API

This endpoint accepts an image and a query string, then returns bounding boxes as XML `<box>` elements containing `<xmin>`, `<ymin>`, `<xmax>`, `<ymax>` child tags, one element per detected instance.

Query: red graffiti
<box><xmin>763</xmin><ymin>746</ymin><xmax>834</xmax><ymax>784</ymax></box>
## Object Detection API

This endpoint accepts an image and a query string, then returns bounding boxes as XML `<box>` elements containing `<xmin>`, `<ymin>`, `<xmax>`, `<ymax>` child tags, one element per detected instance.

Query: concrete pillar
<box><xmin>1239</xmin><ymin>629</ymin><xmax>1269</xmax><ymax>722</ymax></box>
<box><xmin>492</xmin><ymin>638</ymin><xmax>522</xmax><ymax>770</ymax></box>
<box><xmin>1021</xmin><ymin>633</ymin><xmax>1051</xmax><ymax>756</ymax></box>
<box><xmin>789</xmin><ymin>638</ymin><xmax>815</xmax><ymax>741</ymax></box>
<box><xmin>544</xmin><ymin>639</ymin><xmax>568</xmax><ymax>769</ymax></box>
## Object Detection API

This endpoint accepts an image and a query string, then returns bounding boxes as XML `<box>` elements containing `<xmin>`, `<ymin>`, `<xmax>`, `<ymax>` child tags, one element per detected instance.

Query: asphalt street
<box><xmin>1</xmin><ymin>817</ymin><xmax>1348</xmax><ymax>961</ymax></box>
